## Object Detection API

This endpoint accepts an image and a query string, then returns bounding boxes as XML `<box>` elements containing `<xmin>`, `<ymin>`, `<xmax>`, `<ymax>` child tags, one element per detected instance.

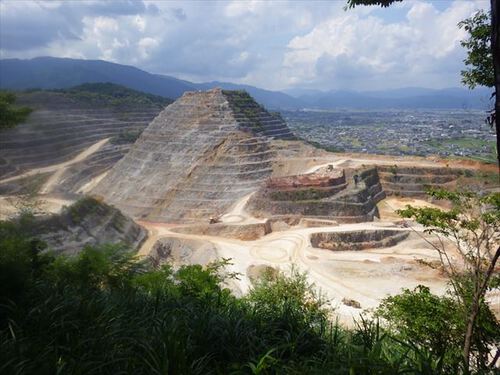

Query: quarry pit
<box><xmin>1</xmin><ymin>88</ymin><xmax>497</xmax><ymax>325</ymax></box>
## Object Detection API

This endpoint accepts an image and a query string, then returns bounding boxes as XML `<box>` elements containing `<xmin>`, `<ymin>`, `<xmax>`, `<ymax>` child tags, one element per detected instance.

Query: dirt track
<box><xmin>137</xmin><ymin>197</ymin><xmax>449</xmax><ymax>326</ymax></box>
<box><xmin>0</xmin><ymin>138</ymin><xmax>110</xmax><ymax>186</ymax></box>
<box><xmin>0</xmin><ymin>141</ymin><xmax>490</xmax><ymax>325</ymax></box>
<box><xmin>130</xmin><ymin>146</ymin><xmax>495</xmax><ymax>325</ymax></box>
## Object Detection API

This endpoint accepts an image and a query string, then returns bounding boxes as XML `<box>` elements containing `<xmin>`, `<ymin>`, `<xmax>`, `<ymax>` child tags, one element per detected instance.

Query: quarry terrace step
<box><xmin>92</xmin><ymin>88</ymin><xmax>296</xmax><ymax>223</ymax></box>
<box><xmin>0</xmin><ymin>98</ymin><xmax>162</xmax><ymax>179</ymax></box>
<box><xmin>3</xmin><ymin>135</ymin><xmax>113</xmax><ymax>158</ymax></box>
<box><xmin>0</xmin><ymin>125</ymin><xmax>144</xmax><ymax>147</ymax></box>
<box><xmin>27</xmin><ymin>111</ymin><xmax>160</xmax><ymax>120</ymax></box>
<box><xmin>19</xmin><ymin>115</ymin><xmax>155</xmax><ymax>129</ymax></box>
<box><xmin>25</xmin><ymin>112</ymin><xmax>156</xmax><ymax>122</ymax></box>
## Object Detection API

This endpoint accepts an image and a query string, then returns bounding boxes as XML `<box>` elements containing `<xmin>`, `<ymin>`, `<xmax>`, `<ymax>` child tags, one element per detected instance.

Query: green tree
<box><xmin>459</xmin><ymin>9</ymin><xmax>499</xmax><ymax>173</ymax></box>
<box><xmin>346</xmin><ymin>0</ymin><xmax>401</xmax><ymax>7</ymax></box>
<box><xmin>0</xmin><ymin>91</ymin><xmax>32</xmax><ymax>130</ymax></box>
<box><xmin>492</xmin><ymin>0</ymin><xmax>500</xmax><ymax>170</ymax></box>
<box><xmin>398</xmin><ymin>189</ymin><xmax>500</xmax><ymax>371</ymax></box>
<box><xmin>377</xmin><ymin>286</ymin><xmax>463</xmax><ymax>372</ymax></box>
<box><xmin>459</xmin><ymin>10</ymin><xmax>494</xmax><ymax>89</ymax></box>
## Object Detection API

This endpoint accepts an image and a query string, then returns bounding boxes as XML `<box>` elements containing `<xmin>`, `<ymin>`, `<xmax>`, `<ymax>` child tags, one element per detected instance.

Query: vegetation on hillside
<box><xmin>425</xmin><ymin>137</ymin><xmax>497</xmax><ymax>164</ymax></box>
<box><xmin>0</xmin><ymin>91</ymin><xmax>32</xmax><ymax>130</ymax></box>
<box><xmin>303</xmin><ymin>139</ymin><xmax>345</xmax><ymax>153</ymax></box>
<box><xmin>53</xmin><ymin>82</ymin><xmax>173</xmax><ymax>109</ymax></box>
<box><xmin>223</xmin><ymin>90</ymin><xmax>265</xmax><ymax>131</ymax></box>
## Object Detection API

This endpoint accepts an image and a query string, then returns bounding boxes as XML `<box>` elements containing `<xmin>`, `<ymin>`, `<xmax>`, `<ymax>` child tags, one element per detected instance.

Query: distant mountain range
<box><xmin>0</xmin><ymin>57</ymin><xmax>492</xmax><ymax>110</ymax></box>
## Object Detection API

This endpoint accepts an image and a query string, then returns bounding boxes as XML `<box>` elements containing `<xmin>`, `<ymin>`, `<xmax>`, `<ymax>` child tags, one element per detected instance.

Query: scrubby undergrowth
<box><xmin>0</xmin><ymin>216</ymin><xmax>497</xmax><ymax>374</ymax></box>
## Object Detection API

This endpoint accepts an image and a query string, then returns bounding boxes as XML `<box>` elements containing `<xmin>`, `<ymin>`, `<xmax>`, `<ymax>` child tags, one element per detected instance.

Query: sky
<box><xmin>0</xmin><ymin>0</ymin><xmax>489</xmax><ymax>91</ymax></box>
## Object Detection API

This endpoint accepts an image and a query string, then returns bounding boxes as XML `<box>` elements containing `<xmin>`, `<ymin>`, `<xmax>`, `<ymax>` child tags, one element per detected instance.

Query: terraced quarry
<box><xmin>33</xmin><ymin>197</ymin><xmax>146</xmax><ymax>255</ymax></box>
<box><xmin>93</xmin><ymin>88</ymin><xmax>295</xmax><ymax>223</ymax></box>
<box><xmin>377</xmin><ymin>165</ymin><xmax>466</xmax><ymax>197</ymax></box>
<box><xmin>247</xmin><ymin>166</ymin><xmax>385</xmax><ymax>223</ymax></box>
<box><xmin>0</xmin><ymin>85</ymin><xmax>169</xmax><ymax>194</ymax></box>
<box><xmin>1</xmin><ymin>87</ymin><xmax>497</xmax><ymax>324</ymax></box>
<box><xmin>310</xmin><ymin>229</ymin><xmax>410</xmax><ymax>251</ymax></box>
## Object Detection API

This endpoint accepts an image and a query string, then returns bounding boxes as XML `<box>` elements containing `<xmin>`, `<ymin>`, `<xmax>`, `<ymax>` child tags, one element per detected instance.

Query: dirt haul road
<box><xmin>0</xmin><ymin>138</ymin><xmax>110</xmax><ymax>186</ymax></box>
<box><xmin>0</xmin><ymin>147</ymin><xmax>464</xmax><ymax>325</ymax></box>
<box><xmin>0</xmin><ymin>138</ymin><xmax>112</xmax><ymax>219</ymax></box>
<box><xmin>138</xmin><ymin>210</ymin><xmax>448</xmax><ymax>326</ymax></box>
<box><xmin>133</xmin><ymin>154</ymin><xmax>461</xmax><ymax>326</ymax></box>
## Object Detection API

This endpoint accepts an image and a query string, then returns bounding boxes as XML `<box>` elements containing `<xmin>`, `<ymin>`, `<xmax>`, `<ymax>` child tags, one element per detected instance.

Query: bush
<box><xmin>376</xmin><ymin>286</ymin><xmax>463</xmax><ymax>371</ymax></box>
<box><xmin>1</xmin><ymin>217</ymin><xmax>494</xmax><ymax>374</ymax></box>
<box><xmin>0</xmin><ymin>91</ymin><xmax>32</xmax><ymax>130</ymax></box>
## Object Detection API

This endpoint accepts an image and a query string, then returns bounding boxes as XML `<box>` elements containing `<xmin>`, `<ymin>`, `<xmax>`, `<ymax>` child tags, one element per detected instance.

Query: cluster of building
<box><xmin>283</xmin><ymin>109</ymin><xmax>496</xmax><ymax>161</ymax></box>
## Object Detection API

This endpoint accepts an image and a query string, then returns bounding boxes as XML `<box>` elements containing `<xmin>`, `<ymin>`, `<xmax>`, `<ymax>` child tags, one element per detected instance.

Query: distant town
<box><xmin>283</xmin><ymin>109</ymin><xmax>496</xmax><ymax>163</ymax></box>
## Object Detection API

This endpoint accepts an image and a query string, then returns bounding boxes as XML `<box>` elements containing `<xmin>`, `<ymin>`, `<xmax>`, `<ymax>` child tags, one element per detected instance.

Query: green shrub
<box><xmin>0</xmin><ymin>91</ymin><xmax>32</xmax><ymax>130</ymax></box>
<box><xmin>377</xmin><ymin>286</ymin><xmax>462</xmax><ymax>370</ymax></box>
<box><xmin>0</xmin><ymin>217</ymin><xmax>492</xmax><ymax>374</ymax></box>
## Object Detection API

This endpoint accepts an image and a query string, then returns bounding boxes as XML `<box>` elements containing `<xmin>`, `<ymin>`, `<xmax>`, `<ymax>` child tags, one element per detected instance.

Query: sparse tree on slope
<box><xmin>0</xmin><ymin>91</ymin><xmax>32</xmax><ymax>130</ymax></box>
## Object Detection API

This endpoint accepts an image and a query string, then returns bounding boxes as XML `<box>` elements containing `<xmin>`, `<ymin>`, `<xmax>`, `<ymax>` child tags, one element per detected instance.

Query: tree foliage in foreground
<box><xmin>346</xmin><ymin>0</ymin><xmax>401</xmax><ymax>8</ymax></box>
<box><xmin>459</xmin><ymin>10</ymin><xmax>495</xmax><ymax>90</ymax></box>
<box><xmin>2</xmin><ymin>214</ymin><xmax>498</xmax><ymax>374</ymax></box>
<box><xmin>398</xmin><ymin>189</ymin><xmax>500</xmax><ymax>372</ymax></box>
<box><xmin>0</xmin><ymin>91</ymin><xmax>32</xmax><ymax>130</ymax></box>
<box><xmin>377</xmin><ymin>285</ymin><xmax>499</xmax><ymax>374</ymax></box>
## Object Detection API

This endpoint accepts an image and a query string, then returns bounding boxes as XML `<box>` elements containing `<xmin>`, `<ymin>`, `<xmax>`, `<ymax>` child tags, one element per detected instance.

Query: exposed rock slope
<box><xmin>31</xmin><ymin>197</ymin><xmax>146</xmax><ymax>255</ymax></box>
<box><xmin>93</xmin><ymin>88</ymin><xmax>295</xmax><ymax>223</ymax></box>
<box><xmin>247</xmin><ymin>167</ymin><xmax>385</xmax><ymax>223</ymax></box>
<box><xmin>377</xmin><ymin>165</ymin><xmax>465</xmax><ymax>197</ymax></box>
<box><xmin>311</xmin><ymin>229</ymin><xmax>409</xmax><ymax>251</ymax></box>
<box><xmin>0</xmin><ymin>86</ymin><xmax>167</xmax><ymax>190</ymax></box>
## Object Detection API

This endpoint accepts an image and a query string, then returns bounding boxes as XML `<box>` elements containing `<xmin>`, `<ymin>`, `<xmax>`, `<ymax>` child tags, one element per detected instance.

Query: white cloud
<box><xmin>282</xmin><ymin>0</ymin><xmax>488</xmax><ymax>90</ymax></box>
<box><xmin>133</xmin><ymin>15</ymin><xmax>146</xmax><ymax>32</ymax></box>
<box><xmin>0</xmin><ymin>0</ymin><xmax>490</xmax><ymax>90</ymax></box>
<box><xmin>138</xmin><ymin>37</ymin><xmax>159</xmax><ymax>59</ymax></box>
<box><xmin>224</xmin><ymin>0</ymin><xmax>264</xmax><ymax>18</ymax></box>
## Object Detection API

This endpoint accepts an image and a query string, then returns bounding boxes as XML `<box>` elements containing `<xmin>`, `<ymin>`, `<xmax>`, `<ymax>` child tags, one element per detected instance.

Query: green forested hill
<box><xmin>53</xmin><ymin>82</ymin><xmax>173</xmax><ymax>108</ymax></box>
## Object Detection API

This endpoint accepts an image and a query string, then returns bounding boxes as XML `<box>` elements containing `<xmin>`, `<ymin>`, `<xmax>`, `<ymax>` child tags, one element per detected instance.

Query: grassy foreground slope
<box><xmin>1</xmin><ymin>212</ymin><xmax>498</xmax><ymax>374</ymax></box>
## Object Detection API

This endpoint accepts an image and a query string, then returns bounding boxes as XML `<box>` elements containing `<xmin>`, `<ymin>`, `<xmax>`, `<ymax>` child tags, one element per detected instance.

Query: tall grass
<box><xmin>0</xmin><ymin>219</ymin><xmax>493</xmax><ymax>374</ymax></box>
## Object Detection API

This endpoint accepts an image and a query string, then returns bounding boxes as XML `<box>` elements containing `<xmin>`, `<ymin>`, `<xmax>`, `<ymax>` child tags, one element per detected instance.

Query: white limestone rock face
<box><xmin>148</xmin><ymin>237</ymin><xmax>218</xmax><ymax>268</ymax></box>
<box><xmin>92</xmin><ymin>88</ymin><xmax>295</xmax><ymax>223</ymax></box>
